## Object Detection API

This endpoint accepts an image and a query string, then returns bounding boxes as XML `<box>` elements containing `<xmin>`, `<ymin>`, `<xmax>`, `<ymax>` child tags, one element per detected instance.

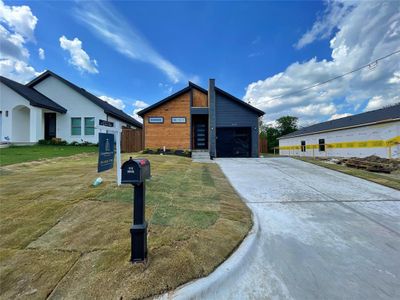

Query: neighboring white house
<box><xmin>279</xmin><ymin>104</ymin><xmax>400</xmax><ymax>159</ymax></box>
<box><xmin>0</xmin><ymin>71</ymin><xmax>142</xmax><ymax>144</ymax></box>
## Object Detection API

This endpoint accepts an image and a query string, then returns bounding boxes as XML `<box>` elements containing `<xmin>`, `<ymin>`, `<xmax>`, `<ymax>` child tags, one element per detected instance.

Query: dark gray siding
<box><xmin>191</xmin><ymin>107</ymin><xmax>209</xmax><ymax>115</ymax></box>
<box><xmin>215</xmin><ymin>93</ymin><xmax>259</xmax><ymax>157</ymax></box>
<box><xmin>209</xmin><ymin>80</ymin><xmax>217</xmax><ymax>157</ymax></box>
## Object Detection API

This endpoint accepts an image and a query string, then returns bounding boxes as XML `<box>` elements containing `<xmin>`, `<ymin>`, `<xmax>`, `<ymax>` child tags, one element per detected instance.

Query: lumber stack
<box><xmin>337</xmin><ymin>155</ymin><xmax>400</xmax><ymax>174</ymax></box>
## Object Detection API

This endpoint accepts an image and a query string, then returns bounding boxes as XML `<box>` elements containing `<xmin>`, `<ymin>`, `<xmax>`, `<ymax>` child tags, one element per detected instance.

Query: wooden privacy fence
<box><xmin>121</xmin><ymin>128</ymin><xmax>143</xmax><ymax>153</ymax></box>
<box><xmin>259</xmin><ymin>136</ymin><xmax>268</xmax><ymax>154</ymax></box>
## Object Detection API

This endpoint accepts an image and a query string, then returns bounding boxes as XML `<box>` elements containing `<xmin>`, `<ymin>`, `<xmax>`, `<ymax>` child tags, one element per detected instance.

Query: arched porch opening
<box><xmin>12</xmin><ymin>105</ymin><xmax>30</xmax><ymax>142</ymax></box>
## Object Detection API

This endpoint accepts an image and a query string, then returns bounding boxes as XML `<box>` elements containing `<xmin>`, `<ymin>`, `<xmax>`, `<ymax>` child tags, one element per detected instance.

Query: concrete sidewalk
<box><xmin>213</xmin><ymin>157</ymin><xmax>400</xmax><ymax>299</ymax></box>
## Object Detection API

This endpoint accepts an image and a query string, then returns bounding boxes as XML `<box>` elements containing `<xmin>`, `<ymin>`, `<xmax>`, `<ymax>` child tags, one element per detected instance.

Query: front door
<box><xmin>44</xmin><ymin>113</ymin><xmax>56</xmax><ymax>140</ymax></box>
<box><xmin>194</xmin><ymin>122</ymin><xmax>208</xmax><ymax>149</ymax></box>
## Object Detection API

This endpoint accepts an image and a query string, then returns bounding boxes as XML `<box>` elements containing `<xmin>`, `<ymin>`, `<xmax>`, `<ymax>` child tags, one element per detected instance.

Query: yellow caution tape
<box><xmin>279</xmin><ymin>136</ymin><xmax>399</xmax><ymax>150</ymax></box>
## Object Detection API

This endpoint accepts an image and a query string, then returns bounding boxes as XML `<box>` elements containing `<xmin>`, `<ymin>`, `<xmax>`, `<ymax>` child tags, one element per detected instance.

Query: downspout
<box><xmin>208</xmin><ymin>79</ymin><xmax>216</xmax><ymax>158</ymax></box>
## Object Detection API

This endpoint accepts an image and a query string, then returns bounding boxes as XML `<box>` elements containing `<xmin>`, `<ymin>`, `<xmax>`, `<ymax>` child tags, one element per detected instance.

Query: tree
<box><xmin>259</xmin><ymin>116</ymin><xmax>299</xmax><ymax>153</ymax></box>
<box><xmin>276</xmin><ymin>116</ymin><xmax>298</xmax><ymax>136</ymax></box>
<box><xmin>260</xmin><ymin>122</ymin><xmax>279</xmax><ymax>153</ymax></box>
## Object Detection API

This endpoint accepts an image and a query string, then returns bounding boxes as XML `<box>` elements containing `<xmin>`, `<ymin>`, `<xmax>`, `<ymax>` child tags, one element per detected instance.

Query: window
<box><xmin>84</xmin><ymin>117</ymin><xmax>95</xmax><ymax>135</ymax></box>
<box><xmin>148</xmin><ymin>116</ymin><xmax>164</xmax><ymax>124</ymax></box>
<box><xmin>301</xmin><ymin>141</ymin><xmax>306</xmax><ymax>152</ymax></box>
<box><xmin>71</xmin><ymin>118</ymin><xmax>81</xmax><ymax>135</ymax></box>
<box><xmin>319</xmin><ymin>139</ymin><xmax>325</xmax><ymax>151</ymax></box>
<box><xmin>171</xmin><ymin>117</ymin><xmax>186</xmax><ymax>124</ymax></box>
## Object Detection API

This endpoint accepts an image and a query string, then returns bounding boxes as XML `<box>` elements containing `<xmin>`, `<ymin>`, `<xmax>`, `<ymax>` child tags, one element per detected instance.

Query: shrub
<box><xmin>38</xmin><ymin>138</ymin><xmax>67</xmax><ymax>145</ymax></box>
<box><xmin>142</xmin><ymin>148</ymin><xmax>191</xmax><ymax>157</ymax></box>
<box><xmin>38</xmin><ymin>139</ymin><xmax>50</xmax><ymax>145</ymax></box>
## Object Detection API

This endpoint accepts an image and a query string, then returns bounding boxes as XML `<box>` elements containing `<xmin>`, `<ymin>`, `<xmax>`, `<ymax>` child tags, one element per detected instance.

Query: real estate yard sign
<box><xmin>98</xmin><ymin>133</ymin><xmax>115</xmax><ymax>172</ymax></box>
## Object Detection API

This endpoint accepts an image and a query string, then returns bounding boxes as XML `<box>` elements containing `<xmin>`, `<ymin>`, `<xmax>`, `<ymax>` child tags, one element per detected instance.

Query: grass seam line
<box><xmin>45</xmin><ymin>252</ymin><xmax>84</xmax><ymax>300</ymax></box>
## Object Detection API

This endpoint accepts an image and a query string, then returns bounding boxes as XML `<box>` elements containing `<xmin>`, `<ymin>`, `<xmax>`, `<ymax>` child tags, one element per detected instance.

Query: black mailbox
<box><xmin>121</xmin><ymin>157</ymin><xmax>151</xmax><ymax>263</ymax></box>
<box><xmin>121</xmin><ymin>157</ymin><xmax>151</xmax><ymax>185</ymax></box>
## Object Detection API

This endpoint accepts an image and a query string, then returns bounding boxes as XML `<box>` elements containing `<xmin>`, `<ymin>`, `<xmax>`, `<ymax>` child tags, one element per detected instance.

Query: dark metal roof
<box><xmin>27</xmin><ymin>70</ymin><xmax>142</xmax><ymax>128</ymax></box>
<box><xmin>137</xmin><ymin>81</ymin><xmax>265</xmax><ymax>117</ymax></box>
<box><xmin>280</xmin><ymin>103</ymin><xmax>400</xmax><ymax>139</ymax></box>
<box><xmin>0</xmin><ymin>76</ymin><xmax>67</xmax><ymax>113</ymax></box>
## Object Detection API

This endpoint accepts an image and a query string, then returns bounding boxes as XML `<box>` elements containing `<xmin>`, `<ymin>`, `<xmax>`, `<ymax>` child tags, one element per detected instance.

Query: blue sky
<box><xmin>1</xmin><ymin>1</ymin><xmax>399</xmax><ymax>125</ymax></box>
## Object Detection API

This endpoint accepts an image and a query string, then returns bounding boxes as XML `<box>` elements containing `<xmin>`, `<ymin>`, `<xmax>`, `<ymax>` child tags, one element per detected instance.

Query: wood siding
<box><xmin>143</xmin><ymin>91</ymin><xmax>191</xmax><ymax>149</ymax></box>
<box><xmin>192</xmin><ymin>89</ymin><xmax>208</xmax><ymax>107</ymax></box>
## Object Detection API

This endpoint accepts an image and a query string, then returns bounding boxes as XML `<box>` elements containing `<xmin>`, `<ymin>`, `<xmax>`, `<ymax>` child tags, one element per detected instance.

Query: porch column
<box><xmin>29</xmin><ymin>107</ymin><xmax>43</xmax><ymax>142</ymax></box>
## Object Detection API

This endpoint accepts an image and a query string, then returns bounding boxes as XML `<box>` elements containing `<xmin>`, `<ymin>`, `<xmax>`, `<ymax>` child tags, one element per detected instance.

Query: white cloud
<box><xmin>0</xmin><ymin>0</ymin><xmax>37</xmax><ymax>41</ymax></box>
<box><xmin>245</xmin><ymin>1</ymin><xmax>400</xmax><ymax>125</ymax></box>
<box><xmin>295</xmin><ymin>1</ymin><xmax>353</xmax><ymax>49</ymax></box>
<box><xmin>59</xmin><ymin>35</ymin><xmax>99</xmax><ymax>74</ymax></box>
<box><xmin>293</xmin><ymin>103</ymin><xmax>336</xmax><ymax>116</ymax></box>
<box><xmin>0</xmin><ymin>1</ymin><xmax>41</xmax><ymax>83</ymax></box>
<box><xmin>0</xmin><ymin>24</ymin><xmax>28</xmax><ymax>60</ymax></box>
<box><xmin>0</xmin><ymin>59</ymin><xmax>41</xmax><ymax>83</ymax></box>
<box><xmin>329</xmin><ymin>113</ymin><xmax>352</xmax><ymax>120</ymax></box>
<box><xmin>99</xmin><ymin>95</ymin><xmax>125</xmax><ymax>110</ymax></box>
<box><xmin>388</xmin><ymin>71</ymin><xmax>400</xmax><ymax>84</ymax></box>
<box><xmin>74</xmin><ymin>1</ymin><xmax>190</xmax><ymax>83</ymax></box>
<box><xmin>131</xmin><ymin>100</ymin><xmax>149</xmax><ymax>122</ymax></box>
<box><xmin>38</xmin><ymin>47</ymin><xmax>45</xmax><ymax>60</ymax></box>
<box><xmin>364</xmin><ymin>95</ymin><xmax>400</xmax><ymax>112</ymax></box>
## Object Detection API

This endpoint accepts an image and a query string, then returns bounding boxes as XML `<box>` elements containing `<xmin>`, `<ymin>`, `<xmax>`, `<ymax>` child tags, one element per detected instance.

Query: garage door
<box><xmin>216</xmin><ymin>127</ymin><xmax>251</xmax><ymax>157</ymax></box>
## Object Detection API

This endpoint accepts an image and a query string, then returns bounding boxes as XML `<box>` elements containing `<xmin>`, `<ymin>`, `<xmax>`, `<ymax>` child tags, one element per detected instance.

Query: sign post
<box><xmin>96</xmin><ymin>119</ymin><xmax>122</xmax><ymax>186</ymax></box>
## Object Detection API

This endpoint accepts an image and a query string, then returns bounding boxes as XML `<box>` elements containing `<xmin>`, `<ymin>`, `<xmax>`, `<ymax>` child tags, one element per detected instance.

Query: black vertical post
<box><xmin>130</xmin><ymin>182</ymin><xmax>148</xmax><ymax>263</ymax></box>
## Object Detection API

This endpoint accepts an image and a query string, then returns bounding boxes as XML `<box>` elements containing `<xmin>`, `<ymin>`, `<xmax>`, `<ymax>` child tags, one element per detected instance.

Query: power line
<box><xmin>265</xmin><ymin>49</ymin><xmax>400</xmax><ymax>101</ymax></box>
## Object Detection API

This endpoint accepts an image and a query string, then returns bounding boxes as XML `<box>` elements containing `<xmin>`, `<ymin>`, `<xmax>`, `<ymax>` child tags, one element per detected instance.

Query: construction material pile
<box><xmin>337</xmin><ymin>155</ymin><xmax>400</xmax><ymax>174</ymax></box>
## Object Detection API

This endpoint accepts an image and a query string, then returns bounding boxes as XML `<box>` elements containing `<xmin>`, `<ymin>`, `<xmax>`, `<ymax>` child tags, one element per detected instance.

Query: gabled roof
<box><xmin>137</xmin><ymin>86</ymin><xmax>191</xmax><ymax>116</ymax></box>
<box><xmin>137</xmin><ymin>81</ymin><xmax>265</xmax><ymax>117</ymax></box>
<box><xmin>137</xmin><ymin>81</ymin><xmax>205</xmax><ymax>116</ymax></box>
<box><xmin>27</xmin><ymin>70</ymin><xmax>142</xmax><ymax>128</ymax></box>
<box><xmin>0</xmin><ymin>76</ymin><xmax>67</xmax><ymax>113</ymax></box>
<box><xmin>215</xmin><ymin>87</ymin><xmax>265</xmax><ymax>116</ymax></box>
<box><xmin>280</xmin><ymin>103</ymin><xmax>400</xmax><ymax>139</ymax></box>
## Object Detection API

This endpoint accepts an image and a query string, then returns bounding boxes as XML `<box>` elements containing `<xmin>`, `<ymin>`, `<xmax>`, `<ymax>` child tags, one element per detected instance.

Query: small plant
<box><xmin>51</xmin><ymin>138</ymin><xmax>68</xmax><ymax>145</ymax></box>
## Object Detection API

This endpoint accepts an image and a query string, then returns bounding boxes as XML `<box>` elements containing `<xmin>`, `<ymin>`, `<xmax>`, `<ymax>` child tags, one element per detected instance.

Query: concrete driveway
<box><xmin>216</xmin><ymin>157</ymin><xmax>400</xmax><ymax>300</ymax></box>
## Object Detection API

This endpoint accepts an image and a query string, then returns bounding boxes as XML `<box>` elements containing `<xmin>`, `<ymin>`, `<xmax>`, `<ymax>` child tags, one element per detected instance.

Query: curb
<box><xmin>156</xmin><ymin>164</ymin><xmax>260</xmax><ymax>300</ymax></box>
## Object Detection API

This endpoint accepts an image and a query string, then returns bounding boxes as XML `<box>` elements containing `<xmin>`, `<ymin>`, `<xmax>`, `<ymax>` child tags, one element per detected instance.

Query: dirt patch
<box><xmin>297</xmin><ymin>157</ymin><xmax>400</xmax><ymax>190</ymax></box>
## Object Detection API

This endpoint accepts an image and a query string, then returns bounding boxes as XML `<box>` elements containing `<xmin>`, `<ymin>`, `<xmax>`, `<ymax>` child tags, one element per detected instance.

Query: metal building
<box><xmin>279</xmin><ymin>104</ymin><xmax>400</xmax><ymax>159</ymax></box>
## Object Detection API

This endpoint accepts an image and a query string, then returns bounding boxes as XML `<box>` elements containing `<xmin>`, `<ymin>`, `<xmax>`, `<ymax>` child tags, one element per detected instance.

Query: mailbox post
<box><xmin>121</xmin><ymin>157</ymin><xmax>151</xmax><ymax>263</ymax></box>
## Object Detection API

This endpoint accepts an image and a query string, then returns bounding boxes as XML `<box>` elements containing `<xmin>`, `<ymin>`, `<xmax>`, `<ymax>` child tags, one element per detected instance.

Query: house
<box><xmin>279</xmin><ymin>104</ymin><xmax>400</xmax><ymax>158</ymax></box>
<box><xmin>0</xmin><ymin>71</ymin><xmax>142</xmax><ymax>144</ymax></box>
<box><xmin>138</xmin><ymin>79</ymin><xmax>264</xmax><ymax>158</ymax></box>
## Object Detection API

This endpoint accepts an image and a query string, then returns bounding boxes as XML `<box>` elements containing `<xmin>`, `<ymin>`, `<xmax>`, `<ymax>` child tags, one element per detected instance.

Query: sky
<box><xmin>0</xmin><ymin>0</ymin><xmax>399</xmax><ymax>126</ymax></box>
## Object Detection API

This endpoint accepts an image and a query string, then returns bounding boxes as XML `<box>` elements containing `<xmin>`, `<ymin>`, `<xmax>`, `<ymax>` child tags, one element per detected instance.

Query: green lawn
<box><xmin>0</xmin><ymin>145</ymin><xmax>98</xmax><ymax>166</ymax></box>
<box><xmin>296</xmin><ymin>157</ymin><xmax>400</xmax><ymax>190</ymax></box>
<box><xmin>0</xmin><ymin>153</ymin><xmax>251</xmax><ymax>299</ymax></box>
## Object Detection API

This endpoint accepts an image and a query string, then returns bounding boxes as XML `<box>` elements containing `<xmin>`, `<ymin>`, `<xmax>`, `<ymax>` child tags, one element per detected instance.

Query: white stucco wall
<box><xmin>32</xmin><ymin>76</ymin><xmax>133</xmax><ymax>143</ymax></box>
<box><xmin>0</xmin><ymin>82</ymin><xmax>44</xmax><ymax>143</ymax></box>
<box><xmin>279</xmin><ymin>121</ymin><xmax>400</xmax><ymax>159</ymax></box>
